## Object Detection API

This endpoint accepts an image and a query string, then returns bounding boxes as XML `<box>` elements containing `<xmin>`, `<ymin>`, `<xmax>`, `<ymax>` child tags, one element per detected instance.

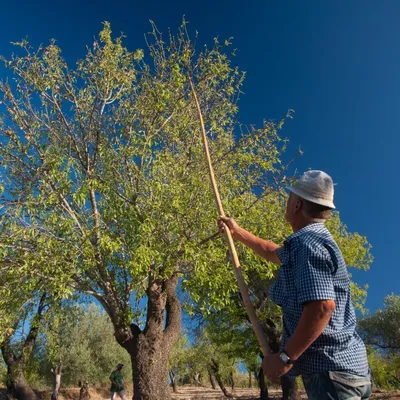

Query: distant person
<box><xmin>218</xmin><ymin>170</ymin><xmax>371</xmax><ymax>400</ymax></box>
<box><xmin>110</xmin><ymin>364</ymin><xmax>127</xmax><ymax>400</ymax></box>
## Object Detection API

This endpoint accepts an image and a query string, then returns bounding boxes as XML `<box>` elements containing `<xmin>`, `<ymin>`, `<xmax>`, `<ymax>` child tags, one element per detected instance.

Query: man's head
<box><xmin>116</xmin><ymin>363</ymin><xmax>124</xmax><ymax>371</ymax></box>
<box><xmin>285</xmin><ymin>170</ymin><xmax>335</xmax><ymax>229</ymax></box>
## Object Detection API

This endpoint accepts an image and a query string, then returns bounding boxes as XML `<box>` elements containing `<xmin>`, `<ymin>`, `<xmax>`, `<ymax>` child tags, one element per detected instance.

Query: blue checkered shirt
<box><xmin>270</xmin><ymin>223</ymin><xmax>369</xmax><ymax>376</ymax></box>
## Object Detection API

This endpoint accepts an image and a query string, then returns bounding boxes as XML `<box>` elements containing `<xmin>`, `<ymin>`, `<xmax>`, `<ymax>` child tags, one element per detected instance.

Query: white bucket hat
<box><xmin>288</xmin><ymin>170</ymin><xmax>335</xmax><ymax>209</ymax></box>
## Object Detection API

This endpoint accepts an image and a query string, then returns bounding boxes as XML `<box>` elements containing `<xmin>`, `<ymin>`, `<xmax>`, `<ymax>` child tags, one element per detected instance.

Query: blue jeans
<box><xmin>302</xmin><ymin>371</ymin><xmax>372</xmax><ymax>400</ymax></box>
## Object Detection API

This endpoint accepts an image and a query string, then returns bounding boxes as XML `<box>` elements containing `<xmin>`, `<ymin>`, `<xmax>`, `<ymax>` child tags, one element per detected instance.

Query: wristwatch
<box><xmin>279</xmin><ymin>351</ymin><xmax>294</xmax><ymax>365</ymax></box>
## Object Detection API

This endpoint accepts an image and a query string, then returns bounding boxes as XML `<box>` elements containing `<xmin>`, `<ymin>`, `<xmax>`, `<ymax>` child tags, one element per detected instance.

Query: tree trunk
<box><xmin>0</xmin><ymin>294</ymin><xmax>47</xmax><ymax>400</ymax></box>
<box><xmin>194</xmin><ymin>372</ymin><xmax>202</xmax><ymax>387</ymax></box>
<box><xmin>258</xmin><ymin>366</ymin><xmax>269</xmax><ymax>400</ymax></box>
<box><xmin>210</xmin><ymin>359</ymin><xmax>233</xmax><ymax>398</ymax></box>
<box><xmin>51</xmin><ymin>364</ymin><xmax>62</xmax><ymax>400</ymax></box>
<box><xmin>262</xmin><ymin>318</ymin><xmax>302</xmax><ymax>400</ymax></box>
<box><xmin>281</xmin><ymin>375</ymin><xmax>301</xmax><ymax>400</ymax></box>
<box><xmin>208</xmin><ymin>371</ymin><xmax>217</xmax><ymax>390</ymax></box>
<box><xmin>114</xmin><ymin>274</ymin><xmax>181</xmax><ymax>400</ymax></box>
<box><xmin>129</xmin><ymin>331</ymin><xmax>171</xmax><ymax>400</ymax></box>
<box><xmin>169</xmin><ymin>370</ymin><xmax>177</xmax><ymax>393</ymax></box>
<box><xmin>248</xmin><ymin>371</ymin><xmax>252</xmax><ymax>388</ymax></box>
<box><xmin>5</xmin><ymin>358</ymin><xmax>39</xmax><ymax>400</ymax></box>
<box><xmin>79</xmin><ymin>381</ymin><xmax>90</xmax><ymax>400</ymax></box>
<box><xmin>230</xmin><ymin>371</ymin><xmax>235</xmax><ymax>392</ymax></box>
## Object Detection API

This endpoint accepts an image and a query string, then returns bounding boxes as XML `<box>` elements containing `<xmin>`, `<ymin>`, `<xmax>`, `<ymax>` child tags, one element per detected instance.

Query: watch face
<box><xmin>280</xmin><ymin>352</ymin><xmax>289</xmax><ymax>363</ymax></box>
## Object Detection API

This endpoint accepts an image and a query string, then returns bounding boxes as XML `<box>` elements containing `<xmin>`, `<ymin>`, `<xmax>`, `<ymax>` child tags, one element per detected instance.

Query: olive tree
<box><xmin>359</xmin><ymin>295</ymin><xmax>400</xmax><ymax>352</ymax></box>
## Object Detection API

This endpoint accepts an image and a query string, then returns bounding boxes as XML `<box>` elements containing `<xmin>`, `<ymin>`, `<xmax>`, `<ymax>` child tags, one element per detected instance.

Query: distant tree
<box><xmin>0</xmin><ymin>293</ymin><xmax>50</xmax><ymax>400</ymax></box>
<box><xmin>359</xmin><ymin>295</ymin><xmax>400</xmax><ymax>352</ymax></box>
<box><xmin>359</xmin><ymin>295</ymin><xmax>400</xmax><ymax>390</ymax></box>
<box><xmin>366</xmin><ymin>346</ymin><xmax>400</xmax><ymax>390</ymax></box>
<box><xmin>167</xmin><ymin>334</ymin><xmax>188</xmax><ymax>393</ymax></box>
<box><xmin>38</xmin><ymin>303</ymin><xmax>132</xmax><ymax>387</ymax></box>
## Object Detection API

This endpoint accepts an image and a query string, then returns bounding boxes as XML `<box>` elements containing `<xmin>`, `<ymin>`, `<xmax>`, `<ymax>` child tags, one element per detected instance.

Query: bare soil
<box><xmin>1</xmin><ymin>386</ymin><xmax>400</xmax><ymax>399</ymax></box>
<box><xmin>170</xmin><ymin>386</ymin><xmax>400</xmax><ymax>400</ymax></box>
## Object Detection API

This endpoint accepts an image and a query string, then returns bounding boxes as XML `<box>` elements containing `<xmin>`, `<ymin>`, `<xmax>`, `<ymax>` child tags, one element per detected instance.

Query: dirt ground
<box><xmin>1</xmin><ymin>386</ymin><xmax>400</xmax><ymax>399</ymax></box>
<box><xmin>172</xmin><ymin>386</ymin><xmax>295</xmax><ymax>399</ymax></box>
<box><xmin>170</xmin><ymin>386</ymin><xmax>400</xmax><ymax>400</ymax></box>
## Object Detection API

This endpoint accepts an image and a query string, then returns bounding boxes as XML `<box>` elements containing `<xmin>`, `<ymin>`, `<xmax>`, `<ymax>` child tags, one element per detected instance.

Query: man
<box><xmin>109</xmin><ymin>363</ymin><xmax>127</xmax><ymax>400</ymax></box>
<box><xmin>218</xmin><ymin>170</ymin><xmax>371</xmax><ymax>400</ymax></box>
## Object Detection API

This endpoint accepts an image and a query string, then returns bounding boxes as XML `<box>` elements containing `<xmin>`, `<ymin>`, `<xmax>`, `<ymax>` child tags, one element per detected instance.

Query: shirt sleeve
<box><xmin>294</xmin><ymin>241</ymin><xmax>336</xmax><ymax>304</ymax></box>
<box><xmin>276</xmin><ymin>244</ymin><xmax>289</xmax><ymax>264</ymax></box>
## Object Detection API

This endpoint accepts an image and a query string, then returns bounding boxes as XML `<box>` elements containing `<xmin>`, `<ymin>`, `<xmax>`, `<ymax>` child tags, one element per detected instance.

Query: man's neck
<box><xmin>291</xmin><ymin>218</ymin><xmax>325</xmax><ymax>233</ymax></box>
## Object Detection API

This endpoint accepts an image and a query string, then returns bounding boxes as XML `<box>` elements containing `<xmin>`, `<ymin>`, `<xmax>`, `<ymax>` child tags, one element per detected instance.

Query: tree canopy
<box><xmin>359</xmin><ymin>295</ymin><xmax>400</xmax><ymax>352</ymax></box>
<box><xmin>0</xmin><ymin>20</ymin><xmax>373</xmax><ymax>400</ymax></box>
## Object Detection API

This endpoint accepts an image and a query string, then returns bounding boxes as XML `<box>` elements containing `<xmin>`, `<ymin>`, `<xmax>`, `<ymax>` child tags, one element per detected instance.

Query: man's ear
<box><xmin>294</xmin><ymin>197</ymin><xmax>303</xmax><ymax>212</ymax></box>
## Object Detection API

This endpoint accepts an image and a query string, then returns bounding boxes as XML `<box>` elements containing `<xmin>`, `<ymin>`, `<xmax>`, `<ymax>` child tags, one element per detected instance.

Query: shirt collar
<box><xmin>285</xmin><ymin>222</ymin><xmax>326</xmax><ymax>244</ymax></box>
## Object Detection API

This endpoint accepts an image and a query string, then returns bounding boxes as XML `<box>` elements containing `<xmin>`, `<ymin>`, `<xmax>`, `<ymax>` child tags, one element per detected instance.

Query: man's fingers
<box><xmin>218</xmin><ymin>216</ymin><xmax>237</xmax><ymax>237</ymax></box>
<box><xmin>218</xmin><ymin>217</ymin><xmax>229</xmax><ymax>228</ymax></box>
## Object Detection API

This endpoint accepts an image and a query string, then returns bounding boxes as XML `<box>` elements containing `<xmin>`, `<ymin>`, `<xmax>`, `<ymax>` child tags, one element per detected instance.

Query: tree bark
<box><xmin>210</xmin><ymin>359</ymin><xmax>233</xmax><ymax>398</ymax></box>
<box><xmin>208</xmin><ymin>370</ymin><xmax>217</xmax><ymax>390</ymax></box>
<box><xmin>281</xmin><ymin>375</ymin><xmax>302</xmax><ymax>400</ymax></box>
<box><xmin>1</xmin><ymin>353</ymin><xmax>39</xmax><ymax>400</ymax></box>
<box><xmin>115</xmin><ymin>273</ymin><xmax>181</xmax><ymax>400</ymax></box>
<box><xmin>240</xmin><ymin>289</ymin><xmax>302</xmax><ymax>400</ymax></box>
<box><xmin>230</xmin><ymin>371</ymin><xmax>235</xmax><ymax>392</ymax></box>
<box><xmin>79</xmin><ymin>381</ymin><xmax>90</xmax><ymax>400</ymax></box>
<box><xmin>128</xmin><ymin>326</ymin><xmax>171</xmax><ymax>400</ymax></box>
<box><xmin>258</xmin><ymin>366</ymin><xmax>269</xmax><ymax>400</ymax></box>
<box><xmin>193</xmin><ymin>372</ymin><xmax>202</xmax><ymax>387</ymax></box>
<box><xmin>169</xmin><ymin>370</ymin><xmax>177</xmax><ymax>393</ymax></box>
<box><xmin>248</xmin><ymin>371</ymin><xmax>252</xmax><ymax>388</ymax></box>
<box><xmin>262</xmin><ymin>319</ymin><xmax>302</xmax><ymax>400</ymax></box>
<box><xmin>51</xmin><ymin>364</ymin><xmax>62</xmax><ymax>400</ymax></box>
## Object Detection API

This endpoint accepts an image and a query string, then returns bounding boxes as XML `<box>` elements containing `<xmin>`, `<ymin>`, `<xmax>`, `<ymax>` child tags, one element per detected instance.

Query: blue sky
<box><xmin>0</xmin><ymin>0</ymin><xmax>398</xmax><ymax>313</ymax></box>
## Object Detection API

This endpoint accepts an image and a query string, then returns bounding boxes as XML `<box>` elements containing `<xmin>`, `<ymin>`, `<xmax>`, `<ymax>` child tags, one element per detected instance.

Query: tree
<box><xmin>37</xmin><ymin>303</ymin><xmax>132</xmax><ymax>388</ymax></box>
<box><xmin>358</xmin><ymin>295</ymin><xmax>400</xmax><ymax>390</ymax></box>
<box><xmin>167</xmin><ymin>334</ymin><xmax>188</xmax><ymax>392</ymax></box>
<box><xmin>366</xmin><ymin>347</ymin><xmax>400</xmax><ymax>390</ymax></box>
<box><xmin>0</xmin><ymin>293</ymin><xmax>49</xmax><ymax>400</ymax></box>
<box><xmin>0</xmin><ymin>201</ymin><xmax>61</xmax><ymax>398</ymax></box>
<box><xmin>359</xmin><ymin>295</ymin><xmax>400</xmax><ymax>352</ymax></box>
<box><xmin>0</xmin><ymin>19</ymin><xmax>294</xmax><ymax>400</ymax></box>
<box><xmin>189</xmin><ymin>331</ymin><xmax>238</xmax><ymax>397</ymax></box>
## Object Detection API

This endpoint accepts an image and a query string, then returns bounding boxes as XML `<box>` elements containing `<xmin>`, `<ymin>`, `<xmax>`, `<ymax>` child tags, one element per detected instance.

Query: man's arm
<box><xmin>218</xmin><ymin>216</ymin><xmax>281</xmax><ymax>264</ymax></box>
<box><xmin>110</xmin><ymin>373</ymin><xmax>117</xmax><ymax>386</ymax></box>
<box><xmin>284</xmin><ymin>299</ymin><xmax>336</xmax><ymax>361</ymax></box>
<box><xmin>262</xmin><ymin>299</ymin><xmax>336</xmax><ymax>379</ymax></box>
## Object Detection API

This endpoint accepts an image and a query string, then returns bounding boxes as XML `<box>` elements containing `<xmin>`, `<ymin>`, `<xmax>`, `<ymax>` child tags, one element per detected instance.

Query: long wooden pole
<box><xmin>189</xmin><ymin>77</ymin><xmax>270</xmax><ymax>356</ymax></box>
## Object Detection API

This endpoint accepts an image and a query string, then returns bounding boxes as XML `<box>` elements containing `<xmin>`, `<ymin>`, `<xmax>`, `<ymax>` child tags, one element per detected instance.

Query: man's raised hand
<box><xmin>217</xmin><ymin>216</ymin><xmax>240</xmax><ymax>237</ymax></box>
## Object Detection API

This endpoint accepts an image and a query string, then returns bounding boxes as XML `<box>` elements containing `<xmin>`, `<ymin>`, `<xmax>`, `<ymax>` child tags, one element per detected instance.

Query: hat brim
<box><xmin>287</xmin><ymin>187</ymin><xmax>335</xmax><ymax>209</ymax></box>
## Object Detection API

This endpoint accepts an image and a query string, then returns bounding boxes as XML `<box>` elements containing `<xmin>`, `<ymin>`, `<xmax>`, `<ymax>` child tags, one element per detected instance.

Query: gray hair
<box><xmin>301</xmin><ymin>198</ymin><xmax>332</xmax><ymax>220</ymax></box>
